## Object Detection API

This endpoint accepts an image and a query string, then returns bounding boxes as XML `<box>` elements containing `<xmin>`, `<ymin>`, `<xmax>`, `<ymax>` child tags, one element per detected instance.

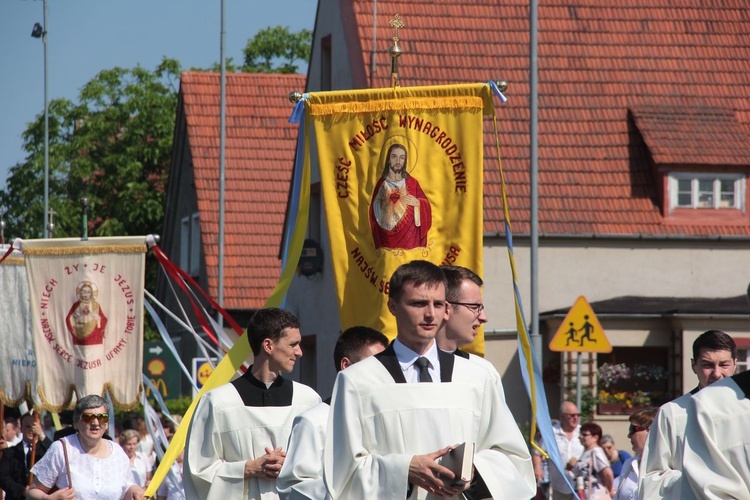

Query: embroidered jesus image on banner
<box><xmin>308</xmin><ymin>83</ymin><xmax>486</xmax><ymax>339</ymax></box>
<box><xmin>369</xmin><ymin>141</ymin><xmax>432</xmax><ymax>250</ymax></box>
<box><xmin>66</xmin><ymin>280</ymin><xmax>108</xmax><ymax>346</ymax></box>
<box><xmin>22</xmin><ymin>236</ymin><xmax>146</xmax><ymax>409</ymax></box>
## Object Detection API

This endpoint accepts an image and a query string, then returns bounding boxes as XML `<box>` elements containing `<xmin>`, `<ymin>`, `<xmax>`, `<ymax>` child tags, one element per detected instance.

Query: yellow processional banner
<box><xmin>21</xmin><ymin>236</ymin><xmax>146</xmax><ymax>410</ymax></box>
<box><xmin>309</xmin><ymin>84</ymin><xmax>491</xmax><ymax>352</ymax></box>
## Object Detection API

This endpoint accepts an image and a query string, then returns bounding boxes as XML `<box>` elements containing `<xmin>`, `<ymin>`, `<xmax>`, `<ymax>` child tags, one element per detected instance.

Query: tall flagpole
<box><xmin>43</xmin><ymin>0</ymin><xmax>50</xmax><ymax>238</ymax></box>
<box><xmin>218</xmin><ymin>0</ymin><xmax>226</xmax><ymax>326</ymax></box>
<box><xmin>529</xmin><ymin>0</ymin><xmax>542</xmax><ymax>370</ymax></box>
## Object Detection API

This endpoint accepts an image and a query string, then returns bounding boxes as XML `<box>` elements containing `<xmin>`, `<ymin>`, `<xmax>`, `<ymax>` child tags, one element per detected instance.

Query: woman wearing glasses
<box><xmin>572</xmin><ymin>422</ymin><xmax>615</xmax><ymax>498</ymax></box>
<box><xmin>612</xmin><ymin>408</ymin><xmax>657</xmax><ymax>500</ymax></box>
<box><xmin>27</xmin><ymin>395</ymin><xmax>145</xmax><ymax>499</ymax></box>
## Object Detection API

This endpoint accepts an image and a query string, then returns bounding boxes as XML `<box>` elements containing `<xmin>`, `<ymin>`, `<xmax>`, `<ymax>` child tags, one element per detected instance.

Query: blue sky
<box><xmin>0</xmin><ymin>0</ymin><xmax>318</xmax><ymax>190</ymax></box>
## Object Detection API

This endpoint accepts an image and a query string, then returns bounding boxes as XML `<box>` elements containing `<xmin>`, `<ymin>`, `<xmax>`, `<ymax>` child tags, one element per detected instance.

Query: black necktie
<box><xmin>415</xmin><ymin>357</ymin><xmax>433</xmax><ymax>383</ymax></box>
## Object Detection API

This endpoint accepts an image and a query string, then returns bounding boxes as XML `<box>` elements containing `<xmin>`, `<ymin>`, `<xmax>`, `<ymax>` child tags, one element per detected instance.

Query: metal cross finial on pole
<box><xmin>388</xmin><ymin>14</ymin><xmax>404</xmax><ymax>88</ymax></box>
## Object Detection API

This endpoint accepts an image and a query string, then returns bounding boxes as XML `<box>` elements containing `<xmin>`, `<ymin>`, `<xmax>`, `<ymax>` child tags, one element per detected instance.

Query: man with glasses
<box><xmin>533</xmin><ymin>401</ymin><xmax>584</xmax><ymax>499</ymax></box>
<box><xmin>436</xmin><ymin>266</ymin><xmax>490</xmax><ymax>363</ymax></box>
<box><xmin>435</xmin><ymin>265</ymin><xmax>529</xmax><ymax>495</ymax></box>
<box><xmin>639</xmin><ymin>330</ymin><xmax>736</xmax><ymax>499</ymax></box>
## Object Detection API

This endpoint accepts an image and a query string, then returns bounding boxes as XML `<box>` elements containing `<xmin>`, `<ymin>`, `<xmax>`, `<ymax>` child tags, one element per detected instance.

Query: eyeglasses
<box><xmin>580</xmin><ymin>432</ymin><xmax>593</xmax><ymax>437</ymax></box>
<box><xmin>80</xmin><ymin>413</ymin><xmax>109</xmax><ymax>424</ymax></box>
<box><xmin>449</xmin><ymin>302</ymin><xmax>485</xmax><ymax>314</ymax></box>
<box><xmin>628</xmin><ymin>424</ymin><xmax>649</xmax><ymax>437</ymax></box>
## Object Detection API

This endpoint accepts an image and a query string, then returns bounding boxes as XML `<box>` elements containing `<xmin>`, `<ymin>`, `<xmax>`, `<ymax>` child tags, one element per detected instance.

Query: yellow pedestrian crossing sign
<box><xmin>549</xmin><ymin>296</ymin><xmax>612</xmax><ymax>353</ymax></box>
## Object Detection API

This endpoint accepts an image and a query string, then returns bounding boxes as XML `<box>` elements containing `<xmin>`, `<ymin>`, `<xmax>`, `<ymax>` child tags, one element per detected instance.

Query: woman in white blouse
<box><xmin>28</xmin><ymin>395</ymin><xmax>144</xmax><ymax>500</ymax></box>
<box><xmin>119</xmin><ymin>429</ymin><xmax>152</xmax><ymax>488</ymax></box>
<box><xmin>613</xmin><ymin>407</ymin><xmax>658</xmax><ymax>500</ymax></box>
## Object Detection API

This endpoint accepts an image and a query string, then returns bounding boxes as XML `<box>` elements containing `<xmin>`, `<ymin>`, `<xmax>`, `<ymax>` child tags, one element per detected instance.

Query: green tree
<box><xmin>0</xmin><ymin>58</ymin><xmax>180</xmax><ymax>242</ymax></box>
<box><xmin>242</xmin><ymin>26</ymin><xmax>312</xmax><ymax>73</ymax></box>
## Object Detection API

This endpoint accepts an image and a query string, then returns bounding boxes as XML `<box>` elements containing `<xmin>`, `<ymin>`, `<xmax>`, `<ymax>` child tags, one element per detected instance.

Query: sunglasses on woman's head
<box><xmin>80</xmin><ymin>412</ymin><xmax>109</xmax><ymax>424</ymax></box>
<box><xmin>628</xmin><ymin>424</ymin><xmax>648</xmax><ymax>436</ymax></box>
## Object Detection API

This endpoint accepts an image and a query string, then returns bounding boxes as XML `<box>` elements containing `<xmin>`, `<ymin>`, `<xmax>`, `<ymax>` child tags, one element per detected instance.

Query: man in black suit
<box><xmin>0</xmin><ymin>413</ymin><xmax>53</xmax><ymax>499</ymax></box>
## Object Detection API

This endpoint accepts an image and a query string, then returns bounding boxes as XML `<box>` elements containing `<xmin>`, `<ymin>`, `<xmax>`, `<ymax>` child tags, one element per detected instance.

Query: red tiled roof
<box><xmin>630</xmin><ymin>106</ymin><xmax>750</xmax><ymax>166</ymax></box>
<box><xmin>345</xmin><ymin>0</ymin><xmax>750</xmax><ymax>236</ymax></box>
<box><xmin>180</xmin><ymin>72</ymin><xmax>306</xmax><ymax>309</ymax></box>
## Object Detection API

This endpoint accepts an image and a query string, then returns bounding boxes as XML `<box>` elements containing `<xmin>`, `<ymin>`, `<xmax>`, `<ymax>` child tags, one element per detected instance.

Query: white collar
<box><xmin>393</xmin><ymin>338</ymin><xmax>440</xmax><ymax>373</ymax></box>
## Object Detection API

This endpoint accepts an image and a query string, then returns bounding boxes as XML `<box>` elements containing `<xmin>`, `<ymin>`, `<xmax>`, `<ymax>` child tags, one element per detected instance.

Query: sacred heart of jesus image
<box><xmin>66</xmin><ymin>280</ymin><xmax>108</xmax><ymax>346</ymax></box>
<box><xmin>369</xmin><ymin>138</ymin><xmax>432</xmax><ymax>250</ymax></box>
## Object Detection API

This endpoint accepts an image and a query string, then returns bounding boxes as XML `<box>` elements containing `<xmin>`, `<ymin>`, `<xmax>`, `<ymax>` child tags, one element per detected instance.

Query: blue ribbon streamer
<box><xmin>505</xmin><ymin>220</ymin><xmax>575</xmax><ymax>494</ymax></box>
<box><xmin>488</xmin><ymin>80</ymin><xmax>508</xmax><ymax>103</ymax></box>
<box><xmin>281</xmin><ymin>97</ymin><xmax>309</xmax><ymax>308</ymax></box>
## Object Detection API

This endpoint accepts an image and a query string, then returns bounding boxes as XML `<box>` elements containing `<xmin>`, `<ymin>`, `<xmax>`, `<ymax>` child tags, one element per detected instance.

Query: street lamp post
<box><xmin>32</xmin><ymin>0</ymin><xmax>49</xmax><ymax>238</ymax></box>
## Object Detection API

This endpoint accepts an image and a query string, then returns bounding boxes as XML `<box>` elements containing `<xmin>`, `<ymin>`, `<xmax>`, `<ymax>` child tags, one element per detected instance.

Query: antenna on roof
<box><xmin>388</xmin><ymin>14</ymin><xmax>404</xmax><ymax>88</ymax></box>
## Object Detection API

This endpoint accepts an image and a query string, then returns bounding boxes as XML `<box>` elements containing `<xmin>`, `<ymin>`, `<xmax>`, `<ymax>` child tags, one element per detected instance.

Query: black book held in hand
<box><xmin>440</xmin><ymin>442</ymin><xmax>475</xmax><ymax>486</ymax></box>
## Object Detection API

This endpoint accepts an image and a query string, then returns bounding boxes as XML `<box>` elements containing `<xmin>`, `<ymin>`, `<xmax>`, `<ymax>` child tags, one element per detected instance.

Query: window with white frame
<box><xmin>180</xmin><ymin>213</ymin><xmax>201</xmax><ymax>276</ymax></box>
<box><xmin>669</xmin><ymin>173</ymin><xmax>744</xmax><ymax>210</ymax></box>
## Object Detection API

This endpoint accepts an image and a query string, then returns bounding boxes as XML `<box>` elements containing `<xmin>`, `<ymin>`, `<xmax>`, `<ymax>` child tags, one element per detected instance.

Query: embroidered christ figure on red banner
<box><xmin>66</xmin><ymin>280</ymin><xmax>108</xmax><ymax>346</ymax></box>
<box><xmin>369</xmin><ymin>143</ymin><xmax>432</xmax><ymax>250</ymax></box>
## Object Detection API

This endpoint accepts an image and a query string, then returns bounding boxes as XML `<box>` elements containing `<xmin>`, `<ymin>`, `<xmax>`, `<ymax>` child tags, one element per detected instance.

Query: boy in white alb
<box><xmin>184</xmin><ymin>308</ymin><xmax>321</xmax><ymax>500</ymax></box>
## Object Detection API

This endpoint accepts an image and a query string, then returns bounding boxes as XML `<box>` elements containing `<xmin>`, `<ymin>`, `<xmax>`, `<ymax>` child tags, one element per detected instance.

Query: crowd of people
<box><xmin>182</xmin><ymin>260</ymin><xmax>536</xmax><ymax>499</ymax></box>
<box><xmin>2</xmin><ymin>261</ymin><xmax>749</xmax><ymax>499</ymax></box>
<box><xmin>534</xmin><ymin>329</ymin><xmax>748</xmax><ymax>500</ymax></box>
<box><xmin>0</xmin><ymin>403</ymin><xmax>184</xmax><ymax>500</ymax></box>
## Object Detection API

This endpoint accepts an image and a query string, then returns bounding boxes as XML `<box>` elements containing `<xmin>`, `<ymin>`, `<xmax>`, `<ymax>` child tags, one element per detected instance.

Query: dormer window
<box><xmin>670</xmin><ymin>173</ymin><xmax>744</xmax><ymax>211</ymax></box>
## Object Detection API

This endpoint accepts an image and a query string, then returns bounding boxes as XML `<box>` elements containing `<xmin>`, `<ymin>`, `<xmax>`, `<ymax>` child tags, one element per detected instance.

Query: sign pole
<box><xmin>576</xmin><ymin>352</ymin><xmax>583</xmax><ymax>410</ymax></box>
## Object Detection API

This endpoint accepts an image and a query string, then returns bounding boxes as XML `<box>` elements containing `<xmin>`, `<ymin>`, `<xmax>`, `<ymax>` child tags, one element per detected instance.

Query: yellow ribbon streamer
<box><xmin>145</xmin><ymin>131</ymin><xmax>311</xmax><ymax>498</ymax></box>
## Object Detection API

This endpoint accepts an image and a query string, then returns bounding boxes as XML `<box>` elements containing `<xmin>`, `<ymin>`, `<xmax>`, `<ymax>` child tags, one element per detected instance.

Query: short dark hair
<box><xmin>692</xmin><ymin>330</ymin><xmax>736</xmax><ymax>360</ymax></box>
<box><xmin>73</xmin><ymin>395</ymin><xmax>108</xmax><ymax>423</ymax></box>
<box><xmin>333</xmin><ymin>326</ymin><xmax>389</xmax><ymax>372</ymax></box>
<box><xmin>629</xmin><ymin>407</ymin><xmax>658</xmax><ymax>428</ymax></box>
<box><xmin>246</xmin><ymin>308</ymin><xmax>300</xmax><ymax>356</ymax></box>
<box><xmin>440</xmin><ymin>265</ymin><xmax>483</xmax><ymax>302</ymax></box>
<box><xmin>580</xmin><ymin>422</ymin><xmax>603</xmax><ymax>441</ymax></box>
<box><xmin>389</xmin><ymin>260</ymin><xmax>447</xmax><ymax>301</ymax></box>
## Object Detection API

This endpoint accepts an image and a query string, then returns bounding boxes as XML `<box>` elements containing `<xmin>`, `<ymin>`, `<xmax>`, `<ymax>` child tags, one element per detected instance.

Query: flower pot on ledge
<box><xmin>598</xmin><ymin>403</ymin><xmax>646</xmax><ymax>415</ymax></box>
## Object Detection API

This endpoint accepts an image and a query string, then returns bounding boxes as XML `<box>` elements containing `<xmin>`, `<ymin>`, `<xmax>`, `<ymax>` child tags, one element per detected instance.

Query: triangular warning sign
<box><xmin>549</xmin><ymin>296</ymin><xmax>612</xmax><ymax>353</ymax></box>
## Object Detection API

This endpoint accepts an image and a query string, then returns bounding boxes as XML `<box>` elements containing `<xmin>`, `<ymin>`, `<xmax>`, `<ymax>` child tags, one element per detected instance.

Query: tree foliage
<box><xmin>0</xmin><ymin>58</ymin><xmax>180</xmax><ymax>241</ymax></box>
<box><xmin>242</xmin><ymin>26</ymin><xmax>312</xmax><ymax>73</ymax></box>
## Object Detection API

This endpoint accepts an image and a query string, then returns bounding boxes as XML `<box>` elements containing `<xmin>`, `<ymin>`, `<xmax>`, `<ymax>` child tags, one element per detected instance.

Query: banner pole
<box><xmin>81</xmin><ymin>197</ymin><xmax>89</xmax><ymax>241</ymax></box>
<box><xmin>388</xmin><ymin>14</ymin><xmax>404</xmax><ymax>88</ymax></box>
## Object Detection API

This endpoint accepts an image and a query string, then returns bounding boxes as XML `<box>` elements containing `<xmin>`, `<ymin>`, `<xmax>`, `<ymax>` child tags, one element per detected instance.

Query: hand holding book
<box><xmin>439</xmin><ymin>442</ymin><xmax>475</xmax><ymax>486</ymax></box>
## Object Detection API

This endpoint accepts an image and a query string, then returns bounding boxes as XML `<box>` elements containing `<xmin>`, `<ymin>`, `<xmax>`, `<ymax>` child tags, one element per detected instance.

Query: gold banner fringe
<box><xmin>36</xmin><ymin>382</ymin><xmax>143</xmax><ymax>412</ymax></box>
<box><xmin>0</xmin><ymin>257</ymin><xmax>25</xmax><ymax>266</ymax></box>
<box><xmin>103</xmin><ymin>382</ymin><xmax>143</xmax><ymax>411</ymax></box>
<box><xmin>0</xmin><ymin>380</ymin><xmax>33</xmax><ymax>408</ymax></box>
<box><xmin>36</xmin><ymin>384</ymin><xmax>77</xmax><ymax>413</ymax></box>
<box><xmin>309</xmin><ymin>96</ymin><xmax>484</xmax><ymax>117</ymax></box>
<box><xmin>23</xmin><ymin>244</ymin><xmax>147</xmax><ymax>257</ymax></box>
